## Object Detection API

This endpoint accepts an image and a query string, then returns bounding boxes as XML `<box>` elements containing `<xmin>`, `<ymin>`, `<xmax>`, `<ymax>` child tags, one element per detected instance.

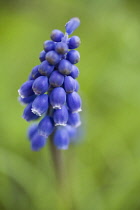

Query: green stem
<box><xmin>49</xmin><ymin>135</ymin><xmax>65</xmax><ymax>186</ymax></box>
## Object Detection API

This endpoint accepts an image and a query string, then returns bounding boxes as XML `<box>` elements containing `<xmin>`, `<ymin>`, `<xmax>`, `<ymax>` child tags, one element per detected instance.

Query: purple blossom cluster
<box><xmin>18</xmin><ymin>17</ymin><xmax>82</xmax><ymax>151</ymax></box>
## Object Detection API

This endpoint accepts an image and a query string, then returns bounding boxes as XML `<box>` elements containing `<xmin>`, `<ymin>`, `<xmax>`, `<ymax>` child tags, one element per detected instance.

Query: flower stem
<box><xmin>49</xmin><ymin>134</ymin><xmax>65</xmax><ymax>186</ymax></box>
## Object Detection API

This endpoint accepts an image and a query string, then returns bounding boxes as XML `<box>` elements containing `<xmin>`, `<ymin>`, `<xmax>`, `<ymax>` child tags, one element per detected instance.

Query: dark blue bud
<box><xmin>18</xmin><ymin>95</ymin><xmax>36</xmax><ymax>105</ymax></box>
<box><xmin>50</xmin><ymin>29</ymin><xmax>64</xmax><ymax>42</ymax></box>
<box><xmin>75</xmin><ymin>80</ymin><xmax>79</xmax><ymax>92</ymax></box>
<box><xmin>49</xmin><ymin>87</ymin><xmax>66</xmax><ymax>109</ymax></box>
<box><xmin>68</xmin><ymin>111</ymin><xmax>81</xmax><ymax>127</ymax></box>
<box><xmin>18</xmin><ymin>80</ymin><xmax>34</xmax><ymax>98</ymax></box>
<box><xmin>65</xmin><ymin>125</ymin><xmax>77</xmax><ymax>139</ymax></box>
<box><xmin>53</xmin><ymin>127</ymin><xmax>69</xmax><ymax>150</ymax></box>
<box><xmin>38</xmin><ymin>116</ymin><xmax>54</xmax><ymax>137</ymax></box>
<box><xmin>39</xmin><ymin>50</ymin><xmax>46</xmax><ymax>62</ymax></box>
<box><xmin>65</xmin><ymin>17</ymin><xmax>80</xmax><ymax>35</ymax></box>
<box><xmin>22</xmin><ymin>103</ymin><xmax>39</xmax><ymax>122</ymax></box>
<box><xmin>45</xmin><ymin>50</ymin><xmax>61</xmax><ymax>65</ymax></box>
<box><xmin>28</xmin><ymin>65</ymin><xmax>41</xmax><ymax>80</ymax></box>
<box><xmin>68</xmin><ymin>36</ymin><xmax>81</xmax><ymax>49</ymax></box>
<box><xmin>32</xmin><ymin>94</ymin><xmax>48</xmax><ymax>116</ymax></box>
<box><xmin>49</xmin><ymin>71</ymin><xmax>64</xmax><ymax>87</ymax></box>
<box><xmin>58</xmin><ymin>59</ymin><xmax>72</xmax><ymax>75</ymax></box>
<box><xmin>55</xmin><ymin>42</ymin><xmax>68</xmax><ymax>54</ymax></box>
<box><xmin>53</xmin><ymin>105</ymin><xmax>68</xmax><ymax>126</ymax></box>
<box><xmin>38</xmin><ymin>60</ymin><xmax>54</xmax><ymax>76</ymax></box>
<box><xmin>32</xmin><ymin>76</ymin><xmax>48</xmax><ymax>95</ymax></box>
<box><xmin>64</xmin><ymin>76</ymin><xmax>76</xmax><ymax>93</ymax></box>
<box><xmin>31</xmin><ymin>133</ymin><xmax>47</xmax><ymax>151</ymax></box>
<box><xmin>67</xmin><ymin>50</ymin><xmax>80</xmax><ymax>64</ymax></box>
<box><xmin>44</xmin><ymin>40</ymin><xmax>56</xmax><ymax>52</ymax></box>
<box><xmin>27</xmin><ymin>124</ymin><xmax>38</xmax><ymax>140</ymax></box>
<box><xmin>67</xmin><ymin>92</ymin><xmax>82</xmax><ymax>113</ymax></box>
<box><xmin>70</xmin><ymin>65</ymin><xmax>79</xmax><ymax>79</ymax></box>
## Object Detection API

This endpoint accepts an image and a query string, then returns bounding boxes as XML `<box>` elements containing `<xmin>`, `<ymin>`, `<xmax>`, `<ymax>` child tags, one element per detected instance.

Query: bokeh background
<box><xmin>0</xmin><ymin>0</ymin><xmax>140</xmax><ymax>209</ymax></box>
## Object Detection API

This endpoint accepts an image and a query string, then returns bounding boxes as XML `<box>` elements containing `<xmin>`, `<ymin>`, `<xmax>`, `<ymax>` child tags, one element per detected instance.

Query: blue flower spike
<box><xmin>18</xmin><ymin>17</ymin><xmax>82</xmax><ymax>151</ymax></box>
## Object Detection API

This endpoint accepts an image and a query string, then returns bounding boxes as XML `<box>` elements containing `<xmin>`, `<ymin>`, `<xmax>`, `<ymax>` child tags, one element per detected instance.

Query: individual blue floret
<box><xmin>53</xmin><ymin>105</ymin><xmax>68</xmax><ymax>126</ymax></box>
<box><xmin>44</xmin><ymin>40</ymin><xmax>56</xmax><ymax>52</ymax></box>
<box><xmin>22</xmin><ymin>103</ymin><xmax>40</xmax><ymax>122</ymax></box>
<box><xmin>28</xmin><ymin>65</ymin><xmax>41</xmax><ymax>80</ymax></box>
<box><xmin>32</xmin><ymin>76</ymin><xmax>48</xmax><ymax>95</ymax></box>
<box><xmin>68</xmin><ymin>111</ymin><xmax>81</xmax><ymax>127</ymax></box>
<box><xmin>18</xmin><ymin>95</ymin><xmax>36</xmax><ymax>105</ymax></box>
<box><xmin>64</xmin><ymin>76</ymin><xmax>76</xmax><ymax>93</ymax></box>
<box><xmin>31</xmin><ymin>94</ymin><xmax>48</xmax><ymax>116</ymax></box>
<box><xmin>49</xmin><ymin>87</ymin><xmax>66</xmax><ymax>109</ymax></box>
<box><xmin>38</xmin><ymin>60</ymin><xmax>54</xmax><ymax>76</ymax></box>
<box><xmin>50</xmin><ymin>29</ymin><xmax>64</xmax><ymax>42</ymax></box>
<box><xmin>45</xmin><ymin>50</ymin><xmax>61</xmax><ymax>65</ymax></box>
<box><xmin>68</xmin><ymin>36</ymin><xmax>81</xmax><ymax>49</ymax></box>
<box><xmin>53</xmin><ymin>127</ymin><xmax>70</xmax><ymax>150</ymax></box>
<box><xmin>55</xmin><ymin>42</ymin><xmax>68</xmax><ymax>54</ymax></box>
<box><xmin>18</xmin><ymin>80</ymin><xmax>34</xmax><ymax>98</ymax></box>
<box><xmin>70</xmin><ymin>65</ymin><xmax>79</xmax><ymax>79</ymax></box>
<box><xmin>65</xmin><ymin>17</ymin><xmax>80</xmax><ymax>35</ymax></box>
<box><xmin>39</xmin><ymin>50</ymin><xmax>46</xmax><ymax>62</ymax></box>
<box><xmin>27</xmin><ymin>123</ymin><xmax>38</xmax><ymax>140</ymax></box>
<box><xmin>31</xmin><ymin>133</ymin><xmax>47</xmax><ymax>151</ymax></box>
<box><xmin>38</xmin><ymin>116</ymin><xmax>54</xmax><ymax>137</ymax></box>
<box><xmin>49</xmin><ymin>71</ymin><xmax>64</xmax><ymax>87</ymax></box>
<box><xmin>58</xmin><ymin>59</ymin><xmax>72</xmax><ymax>75</ymax></box>
<box><xmin>67</xmin><ymin>50</ymin><xmax>80</xmax><ymax>64</ymax></box>
<box><xmin>67</xmin><ymin>92</ymin><xmax>82</xmax><ymax>113</ymax></box>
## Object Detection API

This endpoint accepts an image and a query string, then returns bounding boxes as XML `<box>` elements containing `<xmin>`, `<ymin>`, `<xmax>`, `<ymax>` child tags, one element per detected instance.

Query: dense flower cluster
<box><xmin>18</xmin><ymin>17</ymin><xmax>82</xmax><ymax>151</ymax></box>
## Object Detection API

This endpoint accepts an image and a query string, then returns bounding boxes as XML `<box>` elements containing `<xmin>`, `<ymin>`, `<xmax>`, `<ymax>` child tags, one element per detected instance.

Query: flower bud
<box><xmin>39</xmin><ymin>50</ymin><xmax>46</xmax><ymax>62</ymax></box>
<box><xmin>50</xmin><ymin>29</ymin><xmax>64</xmax><ymax>42</ymax></box>
<box><xmin>53</xmin><ymin>127</ymin><xmax>69</xmax><ymax>150</ymax></box>
<box><xmin>75</xmin><ymin>80</ymin><xmax>79</xmax><ymax>92</ymax></box>
<box><xmin>32</xmin><ymin>94</ymin><xmax>48</xmax><ymax>116</ymax></box>
<box><xmin>68</xmin><ymin>112</ymin><xmax>81</xmax><ymax>127</ymax></box>
<box><xmin>44</xmin><ymin>40</ymin><xmax>56</xmax><ymax>52</ymax></box>
<box><xmin>22</xmin><ymin>103</ymin><xmax>39</xmax><ymax>122</ymax></box>
<box><xmin>32</xmin><ymin>76</ymin><xmax>48</xmax><ymax>95</ymax></box>
<box><xmin>49</xmin><ymin>71</ymin><xmax>64</xmax><ymax>87</ymax></box>
<box><xmin>45</xmin><ymin>50</ymin><xmax>61</xmax><ymax>65</ymax></box>
<box><xmin>67</xmin><ymin>50</ymin><xmax>80</xmax><ymax>64</ymax></box>
<box><xmin>38</xmin><ymin>60</ymin><xmax>54</xmax><ymax>76</ymax></box>
<box><xmin>70</xmin><ymin>65</ymin><xmax>79</xmax><ymax>79</ymax></box>
<box><xmin>27</xmin><ymin>124</ymin><xmax>38</xmax><ymax>140</ymax></box>
<box><xmin>53</xmin><ymin>105</ymin><xmax>68</xmax><ymax>126</ymax></box>
<box><xmin>29</xmin><ymin>65</ymin><xmax>41</xmax><ymax>80</ymax></box>
<box><xmin>18</xmin><ymin>80</ymin><xmax>34</xmax><ymax>98</ymax></box>
<box><xmin>31</xmin><ymin>133</ymin><xmax>47</xmax><ymax>151</ymax></box>
<box><xmin>67</xmin><ymin>92</ymin><xmax>82</xmax><ymax>113</ymax></box>
<box><xmin>68</xmin><ymin>36</ymin><xmax>81</xmax><ymax>49</ymax></box>
<box><xmin>38</xmin><ymin>116</ymin><xmax>54</xmax><ymax>137</ymax></box>
<box><xmin>18</xmin><ymin>95</ymin><xmax>36</xmax><ymax>105</ymax></box>
<box><xmin>58</xmin><ymin>59</ymin><xmax>72</xmax><ymax>75</ymax></box>
<box><xmin>55</xmin><ymin>42</ymin><xmax>68</xmax><ymax>54</ymax></box>
<box><xmin>49</xmin><ymin>87</ymin><xmax>66</xmax><ymax>109</ymax></box>
<box><xmin>65</xmin><ymin>17</ymin><xmax>80</xmax><ymax>35</ymax></box>
<box><xmin>64</xmin><ymin>76</ymin><xmax>76</xmax><ymax>93</ymax></box>
<box><xmin>65</xmin><ymin>125</ymin><xmax>77</xmax><ymax>139</ymax></box>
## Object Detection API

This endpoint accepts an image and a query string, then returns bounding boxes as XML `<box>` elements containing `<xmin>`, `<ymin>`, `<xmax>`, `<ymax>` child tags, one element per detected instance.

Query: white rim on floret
<box><xmin>72</xmin><ymin>108</ymin><xmax>82</xmax><ymax>113</ymax></box>
<box><xmin>31</xmin><ymin>108</ymin><xmax>42</xmax><ymax>116</ymax></box>
<box><xmin>18</xmin><ymin>89</ymin><xmax>25</xmax><ymax>98</ymax></box>
<box><xmin>38</xmin><ymin>131</ymin><xmax>48</xmax><ymax>138</ymax></box>
<box><xmin>55</xmin><ymin>123</ymin><xmax>67</xmax><ymax>126</ymax></box>
<box><xmin>58</xmin><ymin>145</ymin><xmax>68</xmax><ymax>150</ymax></box>
<box><xmin>53</xmin><ymin>105</ymin><xmax>62</xmax><ymax>109</ymax></box>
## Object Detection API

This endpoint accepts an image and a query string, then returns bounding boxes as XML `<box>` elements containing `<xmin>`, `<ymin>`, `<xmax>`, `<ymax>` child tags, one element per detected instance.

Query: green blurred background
<box><xmin>0</xmin><ymin>0</ymin><xmax>140</xmax><ymax>209</ymax></box>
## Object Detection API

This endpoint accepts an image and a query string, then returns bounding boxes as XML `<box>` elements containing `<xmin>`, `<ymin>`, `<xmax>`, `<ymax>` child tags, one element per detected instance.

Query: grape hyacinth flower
<box><xmin>18</xmin><ymin>17</ymin><xmax>82</xmax><ymax>151</ymax></box>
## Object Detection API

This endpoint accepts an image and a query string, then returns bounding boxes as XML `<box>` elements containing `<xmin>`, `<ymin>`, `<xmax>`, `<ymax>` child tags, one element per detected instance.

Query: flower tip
<box><xmin>18</xmin><ymin>89</ymin><xmax>24</xmax><ymax>98</ymax></box>
<box><xmin>55</xmin><ymin>123</ymin><xmax>67</xmax><ymax>126</ymax></box>
<box><xmin>57</xmin><ymin>145</ymin><xmax>69</xmax><ymax>150</ymax></box>
<box><xmin>31</xmin><ymin>108</ymin><xmax>42</xmax><ymax>116</ymax></box>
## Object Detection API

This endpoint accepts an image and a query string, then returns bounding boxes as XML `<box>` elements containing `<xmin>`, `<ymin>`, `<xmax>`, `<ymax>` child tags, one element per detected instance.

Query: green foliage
<box><xmin>0</xmin><ymin>0</ymin><xmax>140</xmax><ymax>209</ymax></box>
